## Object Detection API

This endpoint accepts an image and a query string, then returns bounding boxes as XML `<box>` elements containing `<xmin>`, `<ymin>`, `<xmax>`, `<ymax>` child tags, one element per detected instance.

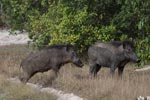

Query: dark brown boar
<box><xmin>88</xmin><ymin>40</ymin><xmax>140</xmax><ymax>77</ymax></box>
<box><xmin>20</xmin><ymin>44</ymin><xmax>83</xmax><ymax>83</ymax></box>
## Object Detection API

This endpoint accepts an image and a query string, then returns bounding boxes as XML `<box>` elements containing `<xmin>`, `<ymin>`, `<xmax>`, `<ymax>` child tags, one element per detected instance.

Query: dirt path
<box><xmin>9</xmin><ymin>78</ymin><xmax>86</xmax><ymax>100</ymax></box>
<box><xmin>135</xmin><ymin>65</ymin><xmax>150</xmax><ymax>72</ymax></box>
<box><xmin>0</xmin><ymin>29</ymin><xmax>30</xmax><ymax>45</ymax></box>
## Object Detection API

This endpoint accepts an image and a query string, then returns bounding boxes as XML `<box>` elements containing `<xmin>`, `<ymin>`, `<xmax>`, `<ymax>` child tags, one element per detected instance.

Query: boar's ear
<box><xmin>123</xmin><ymin>40</ymin><xmax>135</xmax><ymax>49</ymax></box>
<box><xmin>66</xmin><ymin>44</ymin><xmax>74</xmax><ymax>52</ymax></box>
<box><xmin>66</xmin><ymin>44</ymin><xmax>72</xmax><ymax>52</ymax></box>
<box><xmin>122</xmin><ymin>41</ymin><xmax>126</xmax><ymax>49</ymax></box>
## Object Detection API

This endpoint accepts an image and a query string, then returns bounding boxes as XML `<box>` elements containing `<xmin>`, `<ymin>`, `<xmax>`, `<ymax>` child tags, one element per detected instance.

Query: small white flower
<box><xmin>137</xmin><ymin>96</ymin><xmax>144</xmax><ymax>100</ymax></box>
<box><xmin>147</xmin><ymin>96</ymin><xmax>150</xmax><ymax>100</ymax></box>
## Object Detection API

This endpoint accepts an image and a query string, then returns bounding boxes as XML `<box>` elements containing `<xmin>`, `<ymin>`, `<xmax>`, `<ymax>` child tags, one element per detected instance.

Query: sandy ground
<box><xmin>135</xmin><ymin>65</ymin><xmax>150</xmax><ymax>72</ymax></box>
<box><xmin>0</xmin><ymin>29</ymin><xmax>86</xmax><ymax>100</ymax></box>
<box><xmin>0</xmin><ymin>29</ymin><xmax>30</xmax><ymax>45</ymax></box>
<box><xmin>9</xmin><ymin>77</ymin><xmax>85</xmax><ymax>100</ymax></box>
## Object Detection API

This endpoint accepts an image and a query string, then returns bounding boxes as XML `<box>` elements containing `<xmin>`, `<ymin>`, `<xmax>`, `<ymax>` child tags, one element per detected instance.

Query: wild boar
<box><xmin>20</xmin><ymin>44</ymin><xmax>83</xmax><ymax>83</ymax></box>
<box><xmin>88</xmin><ymin>40</ymin><xmax>140</xmax><ymax>77</ymax></box>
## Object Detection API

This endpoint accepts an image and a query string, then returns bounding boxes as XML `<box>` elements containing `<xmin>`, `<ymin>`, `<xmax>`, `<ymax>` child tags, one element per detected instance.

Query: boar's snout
<box><xmin>73</xmin><ymin>59</ymin><xmax>84</xmax><ymax>68</ymax></box>
<box><xmin>136</xmin><ymin>58</ymin><xmax>141</xmax><ymax>63</ymax></box>
<box><xmin>132</xmin><ymin>56</ymin><xmax>141</xmax><ymax>63</ymax></box>
<box><xmin>78</xmin><ymin>60</ymin><xmax>84</xmax><ymax>67</ymax></box>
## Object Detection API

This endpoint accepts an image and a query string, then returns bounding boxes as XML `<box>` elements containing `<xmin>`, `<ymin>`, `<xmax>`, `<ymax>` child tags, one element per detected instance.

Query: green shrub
<box><xmin>1</xmin><ymin>0</ymin><xmax>150</xmax><ymax>66</ymax></box>
<box><xmin>136</xmin><ymin>38</ymin><xmax>150</xmax><ymax>66</ymax></box>
<box><xmin>28</xmin><ymin>1</ymin><xmax>117</xmax><ymax>53</ymax></box>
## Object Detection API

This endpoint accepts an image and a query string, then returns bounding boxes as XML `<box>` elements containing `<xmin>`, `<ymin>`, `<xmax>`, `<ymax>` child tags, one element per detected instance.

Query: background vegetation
<box><xmin>0</xmin><ymin>0</ymin><xmax>150</xmax><ymax>66</ymax></box>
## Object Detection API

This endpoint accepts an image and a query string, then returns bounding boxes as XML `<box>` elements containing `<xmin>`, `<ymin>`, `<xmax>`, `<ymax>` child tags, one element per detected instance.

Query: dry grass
<box><xmin>0</xmin><ymin>44</ymin><xmax>150</xmax><ymax>100</ymax></box>
<box><xmin>0</xmin><ymin>45</ymin><xmax>56</xmax><ymax>100</ymax></box>
<box><xmin>54</xmin><ymin>65</ymin><xmax>150</xmax><ymax>100</ymax></box>
<box><xmin>0</xmin><ymin>44</ymin><xmax>30</xmax><ymax>76</ymax></box>
<box><xmin>0</xmin><ymin>74</ymin><xmax>57</xmax><ymax>100</ymax></box>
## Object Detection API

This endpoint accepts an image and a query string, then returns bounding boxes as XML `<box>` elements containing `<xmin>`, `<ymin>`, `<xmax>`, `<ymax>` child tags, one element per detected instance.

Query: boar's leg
<box><xmin>110</xmin><ymin>64</ymin><xmax>117</xmax><ymax>77</ymax></box>
<box><xmin>93</xmin><ymin>64</ymin><xmax>101</xmax><ymax>77</ymax></box>
<box><xmin>118</xmin><ymin>66</ymin><xmax>125</xmax><ymax>78</ymax></box>
<box><xmin>47</xmin><ymin>69</ymin><xmax>59</xmax><ymax>85</ymax></box>
<box><xmin>40</xmin><ymin>69</ymin><xmax>59</xmax><ymax>87</ymax></box>
<box><xmin>89</xmin><ymin>63</ymin><xmax>96</xmax><ymax>75</ymax></box>
<box><xmin>20</xmin><ymin>72</ymin><xmax>30</xmax><ymax>83</ymax></box>
<box><xmin>20</xmin><ymin>71</ymin><xmax>36</xmax><ymax>83</ymax></box>
<box><xmin>117</xmin><ymin>60</ymin><xmax>128</xmax><ymax>78</ymax></box>
<box><xmin>89</xmin><ymin>63</ymin><xmax>101</xmax><ymax>77</ymax></box>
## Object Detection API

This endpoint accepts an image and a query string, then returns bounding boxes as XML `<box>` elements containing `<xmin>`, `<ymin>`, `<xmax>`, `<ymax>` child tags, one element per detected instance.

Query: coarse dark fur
<box><xmin>88</xmin><ymin>40</ymin><xmax>140</xmax><ymax>77</ymax></box>
<box><xmin>43</xmin><ymin>44</ymin><xmax>74</xmax><ymax>50</ymax></box>
<box><xmin>20</xmin><ymin>44</ymin><xmax>83</xmax><ymax>84</ymax></box>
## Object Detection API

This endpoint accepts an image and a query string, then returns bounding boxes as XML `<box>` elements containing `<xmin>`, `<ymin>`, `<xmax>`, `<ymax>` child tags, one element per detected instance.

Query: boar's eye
<box><xmin>127</xmin><ymin>49</ymin><xmax>132</xmax><ymax>53</ymax></box>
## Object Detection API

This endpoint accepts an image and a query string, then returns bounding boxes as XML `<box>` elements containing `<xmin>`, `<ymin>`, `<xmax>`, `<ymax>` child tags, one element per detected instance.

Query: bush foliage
<box><xmin>1</xmin><ymin>0</ymin><xmax>150</xmax><ymax>66</ymax></box>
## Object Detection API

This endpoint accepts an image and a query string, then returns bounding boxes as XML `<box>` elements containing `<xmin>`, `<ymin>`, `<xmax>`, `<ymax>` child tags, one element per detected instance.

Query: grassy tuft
<box><xmin>0</xmin><ymin>75</ymin><xmax>57</xmax><ymax>100</ymax></box>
